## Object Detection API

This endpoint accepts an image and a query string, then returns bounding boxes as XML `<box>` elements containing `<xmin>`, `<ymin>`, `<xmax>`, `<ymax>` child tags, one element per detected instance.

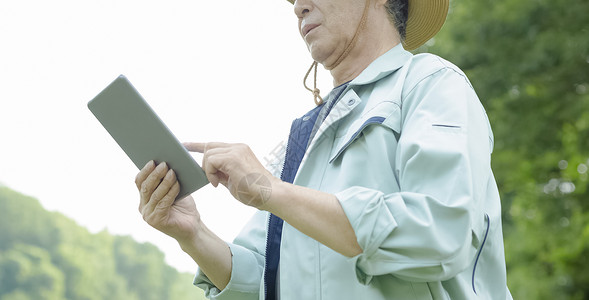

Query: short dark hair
<box><xmin>385</xmin><ymin>0</ymin><xmax>409</xmax><ymax>42</ymax></box>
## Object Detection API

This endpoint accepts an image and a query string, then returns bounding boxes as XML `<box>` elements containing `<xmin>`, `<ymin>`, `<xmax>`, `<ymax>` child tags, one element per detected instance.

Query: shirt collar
<box><xmin>350</xmin><ymin>43</ymin><xmax>412</xmax><ymax>86</ymax></box>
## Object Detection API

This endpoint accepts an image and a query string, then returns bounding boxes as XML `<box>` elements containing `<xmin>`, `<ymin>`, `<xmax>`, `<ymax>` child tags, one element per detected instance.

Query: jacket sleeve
<box><xmin>193</xmin><ymin>210</ymin><xmax>268</xmax><ymax>299</ymax></box>
<box><xmin>336</xmin><ymin>65</ymin><xmax>493</xmax><ymax>284</ymax></box>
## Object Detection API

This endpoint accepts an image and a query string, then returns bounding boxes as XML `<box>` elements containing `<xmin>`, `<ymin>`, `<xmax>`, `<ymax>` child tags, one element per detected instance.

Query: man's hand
<box><xmin>184</xmin><ymin>142</ymin><xmax>280</xmax><ymax>209</ymax></box>
<box><xmin>135</xmin><ymin>160</ymin><xmax>201</xmax><ymax>244</ymax></box>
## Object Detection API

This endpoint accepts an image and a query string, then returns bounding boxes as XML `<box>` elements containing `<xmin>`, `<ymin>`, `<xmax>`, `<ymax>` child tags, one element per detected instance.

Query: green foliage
<box><xmin>426</xmin><ymin>0</ymin><xmax>589</xmax><ymax>297</ymax></box>
<box><xmin>0</xmin><ymin>244</ymin><xmax>65</xmax><ymax>299</ymax></box>
<box><xmin>0</xmin><ymin>187</ymin><xmax>207</xmax><ymax>300</ymax></box>
<box><xmin>112</xmin><ymin>236</ymin><xmax>180</xmax><ymax>300</ymax></box>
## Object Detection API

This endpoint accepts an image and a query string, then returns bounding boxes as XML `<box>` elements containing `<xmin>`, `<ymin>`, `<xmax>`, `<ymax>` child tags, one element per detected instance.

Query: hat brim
<box><xmin>286</xmin><ymin>0</ymin><xmax>448</xmax><ymax>50</ymax></box>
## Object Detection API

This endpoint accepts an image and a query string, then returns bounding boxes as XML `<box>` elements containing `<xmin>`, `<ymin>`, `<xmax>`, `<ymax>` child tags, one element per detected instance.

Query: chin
<box><xmin>307</xmin><ymin>39</ymin><xmax>340</xmax><ymax>69</ymax></box>
<box><xmin>308</xmin><ymin>45</ymin><xmax>330</xmax><ymax>65</ymax></box>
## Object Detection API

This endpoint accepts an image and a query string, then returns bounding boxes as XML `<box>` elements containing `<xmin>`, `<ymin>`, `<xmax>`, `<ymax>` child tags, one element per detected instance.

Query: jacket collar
<box><xmin>349</xmin><ymin>43</ymin><xmax>412</xmax><ymax>86</ymax></box>
<box><xmin>297</xmin><ymin>44</ymin><xmax>412</xmax><ymax>175</ymax></box>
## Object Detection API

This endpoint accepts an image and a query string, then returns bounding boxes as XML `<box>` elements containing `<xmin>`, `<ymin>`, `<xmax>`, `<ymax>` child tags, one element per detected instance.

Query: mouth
<box><xmin>302</xmin><ymin>24</ymin><xmax>319</xmax><ymax>37</ymax></box>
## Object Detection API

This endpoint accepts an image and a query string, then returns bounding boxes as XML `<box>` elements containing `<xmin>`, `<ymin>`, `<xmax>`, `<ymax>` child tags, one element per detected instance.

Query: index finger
<box><xmin>183</xmin><ymin>142</ymin><xmax>206</xmax><ymax>153</ymax></box>
<box><xmin>184</xmin><ymin>142</ymin><xmax>229</xmax><ymax>153</ymax></box>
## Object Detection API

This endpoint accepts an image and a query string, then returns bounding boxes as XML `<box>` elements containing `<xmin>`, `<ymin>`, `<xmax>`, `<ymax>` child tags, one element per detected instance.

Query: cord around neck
<box><xmin>304</xmin><ymin>61</ymin><xmax>323</xmax><ymax>106</ymax></box>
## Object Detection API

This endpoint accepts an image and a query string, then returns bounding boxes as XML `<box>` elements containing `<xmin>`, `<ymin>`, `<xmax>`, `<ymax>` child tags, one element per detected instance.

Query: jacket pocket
<box><xmin>329</xmin><ymin>100</ymin><xmax>402</xmax><ymax>163</ymax></box>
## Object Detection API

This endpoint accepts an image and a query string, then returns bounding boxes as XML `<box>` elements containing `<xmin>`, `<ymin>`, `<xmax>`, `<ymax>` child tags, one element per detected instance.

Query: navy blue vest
<box><xmin>264</xmin><ymin>83</ymin><xmax>349</xmax><ymax>300</ymax></box>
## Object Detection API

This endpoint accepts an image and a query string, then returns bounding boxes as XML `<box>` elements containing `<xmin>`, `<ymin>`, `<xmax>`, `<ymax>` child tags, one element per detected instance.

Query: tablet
<box><xmin>88</xmin><ymin>75</ymin><xmax>208</xmax><ymax>200</ymax></box>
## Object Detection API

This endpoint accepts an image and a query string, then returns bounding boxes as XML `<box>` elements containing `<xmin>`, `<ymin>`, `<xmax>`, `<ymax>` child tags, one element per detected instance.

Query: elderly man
<box><xmin>135</xmin><ymin>0</ymin><xmax>513</xmax><ymax>299</ymax></box>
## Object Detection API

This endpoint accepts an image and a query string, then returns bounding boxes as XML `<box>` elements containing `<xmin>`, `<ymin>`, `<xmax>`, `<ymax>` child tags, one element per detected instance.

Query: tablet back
<box><xmin>88</xmin><ymin>75</ymin><xmax>208</xmax><ymax>200</ymax></box>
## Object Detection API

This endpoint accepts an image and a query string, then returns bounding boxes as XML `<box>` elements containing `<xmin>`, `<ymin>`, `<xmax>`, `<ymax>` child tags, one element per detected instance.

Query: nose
<box><xmin>294</xmin><ymin>0</ymin><xmax>312</xmax><ymax>18</ymax></box>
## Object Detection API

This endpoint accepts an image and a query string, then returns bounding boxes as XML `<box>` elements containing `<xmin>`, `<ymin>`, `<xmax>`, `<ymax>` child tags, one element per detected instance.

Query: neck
<box><xmin>328</xmin><ymin>38</ymin><xmax>400</xmax><ymax>86</ymax></box>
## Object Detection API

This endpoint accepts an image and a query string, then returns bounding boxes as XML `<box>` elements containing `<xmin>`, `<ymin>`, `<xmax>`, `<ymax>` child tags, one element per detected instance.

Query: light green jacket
<box><xmin>195</xmin><ymin>44</ymin><xmax>513</xmax><ymax>299</ymax></box>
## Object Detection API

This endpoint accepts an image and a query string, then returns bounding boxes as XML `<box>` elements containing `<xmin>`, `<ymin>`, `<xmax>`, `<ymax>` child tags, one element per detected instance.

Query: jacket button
<box><xmin>347</xmin><ymin>99</ymin><xmax>356</xmax><ymax>106</ymax></box>
<box><xmin>303</xmin><ymin>115</ymin><xmax>311</xmax><ymax>121</ymax></box>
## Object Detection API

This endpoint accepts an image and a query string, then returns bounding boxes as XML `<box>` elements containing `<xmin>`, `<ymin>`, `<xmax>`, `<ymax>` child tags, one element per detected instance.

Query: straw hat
<box><xmin>286</xmin><ymin>0</ymin><xmax>449</xmax><ymax>50</ymax></box>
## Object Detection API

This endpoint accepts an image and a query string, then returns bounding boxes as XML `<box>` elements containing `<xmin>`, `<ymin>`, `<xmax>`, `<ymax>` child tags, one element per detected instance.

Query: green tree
<box><xmin>0</xmin><ymin>186</ymin><xmax>207</xmax><ymax>300</ymax></box>
<box><xmin>113</xmin><ymin>235</ymin><xmax>178</xmax><ymax>300</ymax></box>
<box><xmin>0</xmin><ymin>187</ymin><xmax>60</xmax><ymax>252</ymax></box>
<box><xmin>0</xmin><ymin>244</ymin><xmax>65</xmax><ymax>300</ymax></box>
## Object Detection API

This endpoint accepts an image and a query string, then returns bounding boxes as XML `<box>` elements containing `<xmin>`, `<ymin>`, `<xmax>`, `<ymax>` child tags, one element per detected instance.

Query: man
<box><xmin>135</xmin><ymin>0</ymin><xmax>513</xmax><ymax>298</ymax></box>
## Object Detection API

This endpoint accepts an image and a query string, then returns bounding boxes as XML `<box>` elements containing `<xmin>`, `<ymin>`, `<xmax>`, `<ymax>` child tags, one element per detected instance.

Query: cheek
<box><xmin>323</xmin><ymin>14</ymin><xmax>357</xmax><ymax>44</ymax></box>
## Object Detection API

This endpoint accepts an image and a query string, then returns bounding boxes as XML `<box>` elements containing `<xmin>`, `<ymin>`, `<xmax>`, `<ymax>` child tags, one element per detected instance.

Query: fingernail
<box><xmin>144</xmin><ymin>160</ymin><xmax>153</xmax><ymax>168</ymax></box>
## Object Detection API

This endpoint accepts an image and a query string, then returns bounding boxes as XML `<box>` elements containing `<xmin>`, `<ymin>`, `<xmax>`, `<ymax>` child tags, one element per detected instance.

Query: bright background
<box><xmin>0</xmin><ymin>0</ymin><xmax>333</xmax><ymax>273</ymax></box>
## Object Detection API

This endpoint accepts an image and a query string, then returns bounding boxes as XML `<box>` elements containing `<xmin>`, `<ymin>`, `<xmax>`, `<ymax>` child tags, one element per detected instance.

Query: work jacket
<box><xmin>195</xmin><ymin>44</ymin><xmax>513</xmax><ymax>299</ymax></box>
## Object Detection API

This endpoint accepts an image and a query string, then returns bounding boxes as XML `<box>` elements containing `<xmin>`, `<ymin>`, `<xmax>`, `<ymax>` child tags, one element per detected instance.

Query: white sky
<box><xmin>0</xmin><ymin>0</ymin><xmax>334</xmax><ymax>273</ymax></box>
